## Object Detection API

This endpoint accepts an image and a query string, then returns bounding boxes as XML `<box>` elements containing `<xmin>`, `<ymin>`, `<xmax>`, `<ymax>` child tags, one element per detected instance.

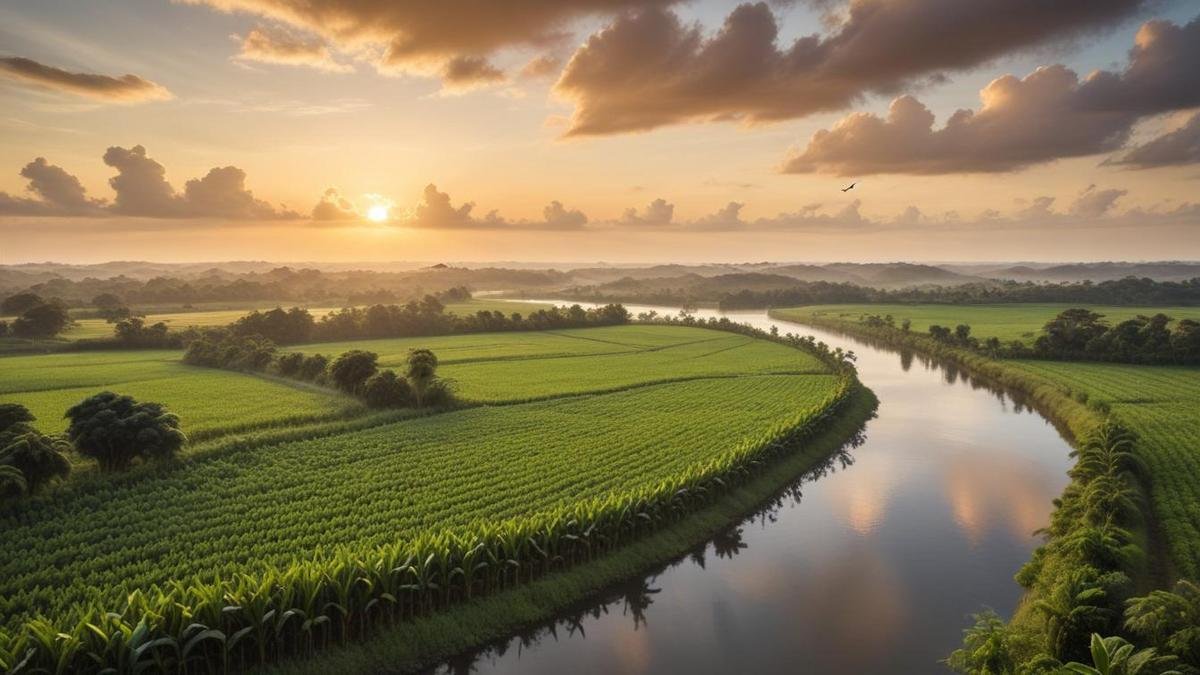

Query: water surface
<box><xmin>429</xmin><ymin>302</ymin><xmax>1073</xmax><ymax>674</ymax></box>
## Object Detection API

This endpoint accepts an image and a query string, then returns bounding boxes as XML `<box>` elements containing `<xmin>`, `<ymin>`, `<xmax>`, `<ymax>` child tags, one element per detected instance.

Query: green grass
<box><xmin>1008</xmin><ymin>360</ymin><xmax>1200</xmax><ymax>578</ymax></box>
<box><xmin>0</xmin><ymin>325</ymin><xmax>845</xmax><ymax>636</ymax></box>
<box><xmin>0</xmin><ymin>350</ymin><xmax>362</xmax><ymax>440</ymax></box>
<box><xmin>776</xmin><ymin>304</ymin><xmax>1200</xmax><ymax>345</ymax></box>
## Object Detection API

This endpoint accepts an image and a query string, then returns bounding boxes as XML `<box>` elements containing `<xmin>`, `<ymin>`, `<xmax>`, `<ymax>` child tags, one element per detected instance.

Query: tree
<box><xmin>65</xmin><ymin>392</ymin><xmax>186</xmax><ymax>472</ymax></box>
<box><xmin>406</xmin><ymin>348</ymin><xmax>439</xmax><ymax>407</ymax></box>
<box><xmin>299</xmin><ymin>353</ymin><xmax>329</xmax><ymax>381</ymax></box>
<box><xmin>11</xmin><ymin>303</ymin><xmax>70</xmax><ymax>338</ymax></box>
<box><xmin>0</xmin><ymin>432</ymin><xmax>71</xmax><ymax>494</ymax></box>
<box><xmin>276</xmin><ymin>352</ymin><xmax>305</xmax><ymax>377</ymax></box>
<box><xmin>1037</xmin><ymin>308</ymin><xmax>1109</xmax><ymax>357</ymax></box>
<box><xmin>329</xmin><ymin>350</ymin><xmax>378</xmax><ymax>394</ymax></box>
<box><xmin>1</xmin><ymin>292</ymin><xmax>44</xmax><ymax>316</ymax></box>
<box><xmin>361</xmin><ymin>370</ymin><xmax>412</xmax><ymax>408</ymax></box>
<box><xmin>945</xmin><ymin>609</ymin><xmax>1016</xmax><ymax>674</ymax></box>
<box><xmin>1125</xmin><ymin>580</ymin><xmax>1200</xmax><ymax>667</ymax></box>
<box><xmin>0</xmin><ymin>465</ymin><xmax>26</xmax><ymax>500</ymax></box>
<box><xmin>114</xmin><ymin>317</ymin><xmax>172</xmax><ymax>347</ymax></box>
<box><xmin>92</xmin><ymin>293</ymin><xmax>123</xmax><ymax>309</ymax></box>
<box><xmin>1062</xmin><ymin>633</ymin><xmax>1183</xmax><ymax>675</ymax></box>
<box><xmin>0</xmin><ymin>403</ymin><xmax>36</xmax><ymax>433</ymax></box>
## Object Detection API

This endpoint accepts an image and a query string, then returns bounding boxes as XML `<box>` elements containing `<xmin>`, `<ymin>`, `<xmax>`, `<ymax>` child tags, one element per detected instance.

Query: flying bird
<box><xmin>841</xmin><ymin>182</ymin><xmax>856</xmax><ymax>192</ymax></box>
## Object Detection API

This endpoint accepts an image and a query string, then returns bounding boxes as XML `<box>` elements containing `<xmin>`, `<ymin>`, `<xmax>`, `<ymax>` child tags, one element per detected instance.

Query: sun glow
<box><xmin>366</xmin><ymin>204</ymin><xmax>390</xmax><ymax>222</ymax></box>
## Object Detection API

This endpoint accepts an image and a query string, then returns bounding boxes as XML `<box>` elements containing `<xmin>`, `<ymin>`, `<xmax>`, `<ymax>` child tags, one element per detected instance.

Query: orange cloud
<box><xmin>0</xmin><ymin>56</ymin><xmax>171</xmax><ymax>103</ymax></box>
<box><xmin>235</xmin><ymin>25</ymin><xmax>352</xmax><ymax>73</ymax></box>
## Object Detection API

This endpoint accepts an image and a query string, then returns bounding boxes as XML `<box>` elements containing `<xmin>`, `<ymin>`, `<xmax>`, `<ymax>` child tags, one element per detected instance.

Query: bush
<box><xmin>361</xmin><ymin>370</ymin><xmax>412</xmax><ymax>408</ymax></box>
<box><xmin>298</xmin><ymin>353</ymin><xmax>329</xmax><ymax>381</ymax></box>
<box><xmin>65</xmin><ymin>392</ymin><xmax>186</xmax><ymax>472</ymax></box>
<box><xmin>0</xmin><ymin>432</ymin><xmax>71</xmax><ymax>494</ymax></box>
<box><xmin>329</xmin><ymin>350</ymin><xmax>378</xmax><ymax>394</ymax></box>
<box><xmin>276</xmin><ymin>352</ymin><xmax>305</xmax><ymax>377</ymax></box>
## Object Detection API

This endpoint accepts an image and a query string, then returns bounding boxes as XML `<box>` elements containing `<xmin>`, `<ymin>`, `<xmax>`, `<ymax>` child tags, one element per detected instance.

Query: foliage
<box><xmin>64</xmin><ymin>392</ymin><xmax>186</xmax><ymax>472</ymax></box>
<box><xmin>360</xmin><ymin>369</ymin><xmax>411</xmax><ymax>408</ymax></box>
<box><xmin>1</xmin><ymin>292</ymin><xmax>46</xmax><ymax>316</ymax></box>
<box><xmin>328</xmin><ymin>350</ymin><xmax>378</xmax><ymax>394</ymax></box>
<box><xmin>1061</xmin><ymin>633</ymin><xmax>1184</xmax><ymax>675</ymax></box>
<box><xmin>231</xmin><ymin>306</ymin><xmax>315</xmax><ymax>344</ymax></box>
<box><xmin>114</xmin><ymin>316</ymin><xmax>176</xmax><ymax>347</ymax></box>
<box><xmin>945</xmin><ymin>609</ymin><xmax>1019</xmax><ymax>674</ymax></box>
<box><xmin>0</xmin><ymin>431</ymin><xmax>71</xmax><ymax>494</ymax></box>
<box><xmin>1125</xmin><ymin>581</ymin><xmax>1200</xmax><ymax>667</ymax></box>
<box><xmin>11</xmin><ymin>302</ymin><xmax>70</xmax><ymax>338</ymax></box>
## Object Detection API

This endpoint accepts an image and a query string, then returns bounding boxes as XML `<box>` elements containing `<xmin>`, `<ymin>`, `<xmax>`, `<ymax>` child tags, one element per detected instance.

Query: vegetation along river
<box><xmin>427</xmin><ymin>301</ymin><xmax>1075</xmax><ymax>674</ymax></box>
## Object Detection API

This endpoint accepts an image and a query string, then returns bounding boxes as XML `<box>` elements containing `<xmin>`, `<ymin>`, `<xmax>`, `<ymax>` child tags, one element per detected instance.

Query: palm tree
<box><xmin>1071</xmin><ymin>420</ymin><xmax>1144</xmax><ymax>483</ymax></box>
<box><xmin>1125</xmin><ymin>580</ymin><xmax>1200</xmax><ymax>666</ymax></box>
<box><xmin>406</xmin><ymin>349</ymin><xmax>439</xmax><ymax>408</ymax></box>
<box><xmin>1062</xmin><ymin>633</ymin><xmax>1182</xmax><ymax>674</ymax></box>
<box><xmin>0</xmin><ymin>464</ymin><xmax>26</xmax><ymax>500</ymax></box>
<box><xmin>0</xmin><ymin>432</ymin><xmax>71</xmax><ymax>493</ymax></box>
<box><xmin>1035</xmin><ymin>570</ymin><xmax>1116</xmax><ymax>661</ymax></box>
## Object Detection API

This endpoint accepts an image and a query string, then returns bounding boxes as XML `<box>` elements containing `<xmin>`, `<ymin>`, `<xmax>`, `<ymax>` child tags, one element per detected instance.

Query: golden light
<box><xmin>366</xmin><ymin>204</ymin><xmax>390</xmax><ymax>222</ymax></box>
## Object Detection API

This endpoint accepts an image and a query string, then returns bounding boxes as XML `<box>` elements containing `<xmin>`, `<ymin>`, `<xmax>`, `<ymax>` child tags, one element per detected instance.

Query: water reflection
<box><xmin>422</xmin><ymin>301</ymin><xmax>1074</xmax><ymax>675</ymax></box>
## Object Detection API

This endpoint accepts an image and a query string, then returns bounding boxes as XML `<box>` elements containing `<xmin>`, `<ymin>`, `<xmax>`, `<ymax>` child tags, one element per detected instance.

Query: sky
<box><xmin>1</xmin><ymin>0</ymin><xmax>1198</xmax><ymax>264</ymax></box>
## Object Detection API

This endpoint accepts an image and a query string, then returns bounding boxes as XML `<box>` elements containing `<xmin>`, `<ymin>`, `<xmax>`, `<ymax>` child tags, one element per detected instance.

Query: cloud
<box><xmin>182</xmin><ymin>0</ymin><xmax>677</xmax><ymax>81</ymax></box>
<box><xmin>183</xmin><ymin>166</ymin><xmax>291</xmax><ymax>219</ymax></box>
<box><xmin>1105</xmin><ymin>112</ymin><xmax>1200</xmax><ymax>168</ymax></box>
<box><xmin>690</xmin><ymin>202</ymin><xmax>746</xmax><ymax>231</ymax></box>
<box><xmin>402</xmin><ymin>184</ymin><xmax>588</xmax><ymax>229</ymax></box>
<box><xmin>619</xmin><ymin>198</ymin><xmax>675</xmax><ymax>227</ymax></box>
<box><xmin>782</xmin><ymin>16</ymin><xmax>1200</xmax><ymax>175</ymax></box>
<box><xmin>311</xmin><ymin>188</ymin><xmax>359</xmax><ymax>220</ymax></box>
<box><xmin>235</xmin><ymin>25</ymin><xmax>352</xmax><ymax>72</ymax></box>
<box><xmin>0</xmin><ymin>158</ymin><xmax>104</xmax><ymax>216</ymax></box>
<box><xmin>409</xmin><ymin>184</ymin><xmax>478</xmax><ymax>228</ymax></box>
<box><xmin>520</xmin><ymin>54</ymin><xmax>563</xmax><ymax>79</ymax></box>
<box><xmin>441</xmin><ymin>56</ymin><xmax>505</xmax><ymax>87</ymax></box>
<box><xmin>0</xmin><ymin>56</ymin><xmax>171</xmax><ymax>102</ymax></box>
<box><xmin>541</xmin><ymin>200</ymin><xmax>588</xmax><ymax>229</ymax></box>
<box><xmin>102</xmin><ymin>145</ymin><xmax>185</xmax><ymax>217</ymax></box>
<box><xmin>555</xmin><ymin>0</ymin><xmax>1150</xmax><ymax>136</ymax></box>
<box><xmin>1069</xmin><ymin>185</ymin><xmax>1127</xmax><ymax>218</ymax></box>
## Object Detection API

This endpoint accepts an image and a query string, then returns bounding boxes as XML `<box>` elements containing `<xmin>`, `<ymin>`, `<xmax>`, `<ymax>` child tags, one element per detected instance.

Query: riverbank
<box><xmin>769</xmin><ymin>308</ymin><xmax>1174</xmax><ymax>668</ymax></box>
<box><xmin>262</xmin><ymin>385</ymin><xmax>878</xmax><ymax>674</ymax></box>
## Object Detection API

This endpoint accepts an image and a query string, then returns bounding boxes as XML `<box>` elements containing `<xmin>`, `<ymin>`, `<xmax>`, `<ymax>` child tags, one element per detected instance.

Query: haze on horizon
<box><xmin>2</xmin><ymin>0</ymin><xmax>1199</xmax><ymax>264</ymax></box>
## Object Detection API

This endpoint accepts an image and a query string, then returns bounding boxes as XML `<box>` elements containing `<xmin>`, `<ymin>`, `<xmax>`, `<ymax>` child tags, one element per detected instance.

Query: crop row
<box><xmin>0</xmin><ymin>371</ymin><xmax>856</xmax><ymax>673</ymax></box>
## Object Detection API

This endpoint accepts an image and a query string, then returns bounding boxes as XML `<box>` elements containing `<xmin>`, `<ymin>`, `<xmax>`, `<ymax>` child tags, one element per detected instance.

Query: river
<box><xmin>427</xmin><ymin>302</ymin><xmax>1073</xmax><ymax>674</ymax></box>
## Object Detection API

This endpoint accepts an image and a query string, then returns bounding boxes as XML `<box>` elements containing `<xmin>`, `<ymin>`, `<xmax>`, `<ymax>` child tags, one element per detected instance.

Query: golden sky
<box><xmin>1</xmin><ymin>0</ymin><xmax>1198</xmax><ymax>263</ymax></box>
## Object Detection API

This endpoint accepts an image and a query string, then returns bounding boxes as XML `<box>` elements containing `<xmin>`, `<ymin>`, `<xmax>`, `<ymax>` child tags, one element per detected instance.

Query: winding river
<box><xmin>428</xmin><ymin>302</ymin><xmax>1074</xmax><ymax>674</ymax></box>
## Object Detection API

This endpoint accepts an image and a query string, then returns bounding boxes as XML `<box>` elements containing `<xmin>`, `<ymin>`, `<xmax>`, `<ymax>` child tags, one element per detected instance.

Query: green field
<box><xmin>45</xmin><ymin>299</ymin><xmax>554</xmax><ymax>341</ymax></box>
<box><xmin>0</xmin><ymin>350</ymin><xmax>361</xmax><ymax>441</ymax></box>
<box><xmin>1008</xmin><ymin>360</ymin><xmax>1200</xmax><ymax>577</ymax></box>
<box><xmin>0</xmin><ymin>325</ymin><xmax>842</xmax><ymax>632</ymax></box>
<box><xmin>776</xmin><ymin>304</ymin><xmax>1200</xmax><ymax>344</ymax></box>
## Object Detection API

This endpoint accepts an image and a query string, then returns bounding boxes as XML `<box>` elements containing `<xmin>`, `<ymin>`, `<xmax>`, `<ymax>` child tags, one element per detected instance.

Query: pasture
<box><xmin>775</xmin><ymin>304</ymin><xmax>1200</xmax><ymax>344</ymax></box>
<box><xmin>0</xmin><ymin>324</ymin><xmax>844</xmax><ymax>633</ymax></box>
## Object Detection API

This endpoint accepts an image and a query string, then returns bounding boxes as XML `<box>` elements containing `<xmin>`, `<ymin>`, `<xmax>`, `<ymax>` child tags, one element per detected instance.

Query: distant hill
<box><xmin>978</xmin><ymin>262</ymin><xmax>1200</xmax><ymax>282</ymax></box>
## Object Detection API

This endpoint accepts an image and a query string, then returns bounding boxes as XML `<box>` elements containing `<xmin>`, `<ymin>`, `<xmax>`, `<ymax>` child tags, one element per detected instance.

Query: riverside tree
<box><xmin>65</xmin><ymin>392</ymin><xmax>186</xmax><ymax>472</ymax></box>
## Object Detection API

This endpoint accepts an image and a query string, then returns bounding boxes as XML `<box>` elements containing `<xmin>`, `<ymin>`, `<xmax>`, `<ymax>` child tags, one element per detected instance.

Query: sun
<box><xmin>366</xmin><ymin>204</ymin><xmax>390</xmax><ymax>222</ymax></box>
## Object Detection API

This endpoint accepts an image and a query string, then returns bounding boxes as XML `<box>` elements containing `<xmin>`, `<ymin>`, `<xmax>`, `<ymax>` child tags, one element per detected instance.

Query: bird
<box><xmin>841</xmin><ymin>182</ymin><xmax>856</xmax><ymax>192</ymax></box>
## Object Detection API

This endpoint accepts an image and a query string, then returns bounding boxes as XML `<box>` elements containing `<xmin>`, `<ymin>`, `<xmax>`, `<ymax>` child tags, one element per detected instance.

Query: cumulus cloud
<box><xmin>182</xmin><ymin>0</ymin><xmax>676</xmax><ymax>81</ymax></box>
<box><xmin>690</xmin><ymin>202</ymin><xmax>746</xmax><ymax>231</ymax></box>
<box><xmin>520</xmin><ymin>54</ymin><xmax>563</xmax><ymax>79</ymax></box>
<box><xmin>783</xmin><ymin>16</ymin><xmax>1200</xmax><ymax>175</ymax></box>
<box><xmin>556</xmin><ymin>0</ymin><xmax>1150</xmax><ymax>136</ymax></box>
<box><xmin>235</xmin><ymin>25</ymin><xmax>352</xmax><ymax>72</ymax></box>
<box><xmin>311</xmin><ymin>188</ymin><xmax>359</xmax><ymax>220</ymax></box>
<box><xmin>1</xmin><ymin>145</ymin><xmax>296</xmax><ymax>220</ymax></box>
<box><xmin>0</xmin><ymin>158</ymin><xmax>105</xmax><ymax>216</ymax></box>
<box><xmin>1069</xmin><ymin>185</ymin><xmax>1127</xmax><ymax>218</ymax></box>
<box><xmin>0</xmin><ymin>56</ymin><xmax>171</xmax><ymax>102</ymax></box>
<box><xmin>1105</xmin><ymin>112</ymin><xmax>1200</xmax><ymax>168</ymax></box>
<box><xmin>402</xmin><ymin>185</ymin><xmax>588</xmax><ymax>229</ymax></box>
<box><xmin>619</xmin><ymin>198</ymin><xmax>675</xmax><ymax>227</ymax></box>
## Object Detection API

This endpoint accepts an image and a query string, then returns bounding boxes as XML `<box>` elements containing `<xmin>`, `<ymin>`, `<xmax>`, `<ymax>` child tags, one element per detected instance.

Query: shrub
<box><xmin>361</xmin><ymin>370</ymin><xmax>412</xmax><ymax>408</ymax></box>
<box><xmin>329</xmin><ymin>350</ymin><xmax>378</xmax><ymax>394</ymax></box>
<box><xmin>0</xmin><ymin>432</ymin><xmax>71</xmax><ymax>494</ymax></box>
<box><xmin>276</xmin><ymin>352</ymin><xmax>305</xmax><ymax>377</ymax></box>
<box><xmin>298</xmin><ymin>353</ymin><xmax>330</xmax><ymax>381</ymax></box>
<box><xmin>65</xmin><ymin>392</ymin><xmax>186</xmax><ymax>472</ymax></box>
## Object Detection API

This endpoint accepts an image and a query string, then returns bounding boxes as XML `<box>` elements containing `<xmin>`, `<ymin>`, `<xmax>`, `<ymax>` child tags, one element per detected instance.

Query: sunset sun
<box><xmin>366</xmin><ymin>204</ymin><xmax>389</xmax><ymax>222</ymax></box>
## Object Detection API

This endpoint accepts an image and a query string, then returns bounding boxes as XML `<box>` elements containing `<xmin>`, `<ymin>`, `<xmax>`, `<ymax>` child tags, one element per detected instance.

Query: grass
<box><xmin>777</xmin><ymin>304</ymin><xmax>1200</xmax><ymax>345</ymax></box>
<box><xmin>0</xmin><ymin>349</ymin><xmax>361</xmax><ymax>441</ymax></box>
<box><xmin>0</xmin><ymin>325</ymin><xmax>846</xmax><ymax>638</ymax></box>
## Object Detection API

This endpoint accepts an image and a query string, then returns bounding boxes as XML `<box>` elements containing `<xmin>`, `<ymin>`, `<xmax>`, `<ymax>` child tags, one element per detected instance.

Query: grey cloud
<box><xmin>1105</xmin><ymin>112</ymin><xmax>1200</xmax><ymax>168</ymax></box>
<box><xmin>236</xmin><ymin>25</ymin><xmax>352</xmax><ymax>73</ymax></box>
<box><xmin>0</xmin><ymin>56</ymin><xmax>171</xmax><ymax>102</ymax></box>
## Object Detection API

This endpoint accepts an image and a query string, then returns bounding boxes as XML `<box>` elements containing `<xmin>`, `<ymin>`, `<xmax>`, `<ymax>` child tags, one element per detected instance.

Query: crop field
<box><xmin>49</xmin><ymin>299</ymin><xmax>554</xmax><ymax>341</ymax></box>
<box><xmin>0</xmin><ymin>350</ymin><xmax>361</xmax><ymax>440</ymax></box>
<box><xmin>0</xmin><ymin>325</ymin><xmax>843</xmax><ymax>634</ymax></box>
<box><xmin>774</xmin><ymin>304</ymin><xmax>1200</xmax><ymax>344</ymax></box>
<box><xmin>1009</xmin><ymin>360</ymin><xmax>1200</xmax><ymax>577</ymax></box>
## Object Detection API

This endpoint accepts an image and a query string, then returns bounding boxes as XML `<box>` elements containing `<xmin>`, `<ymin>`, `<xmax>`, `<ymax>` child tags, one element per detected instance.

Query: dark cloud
<box><xmin>102</xmin><ymin>145</ymin><xmax>185</xmax><ymax>217</ymax></box>
<box><xmin>783</xmin><ymin>16</ymin><xmax>1200</xmax><ymax>175</ymax></box>
<box><xmin>1106</xmin><ymin>112</ymin><xmax>1200</xmax><ymax>168</ymax></box>
<box><xmin>311</xmin><ymin>188</ymin><xmax>359</xmax><ymax>220</ymax></box>
<box><xmin>236</xmin><ymin>25</ymin><xmax>351</xmax><ymax>72</ymax></box>
<box><xmin>556</xmin><ymin>0</ymin><xmax>1150</xmax><ymax>135</ymax></box>
<box><xmin>441</xmin><ymin>56</ymin><xmax>505</xmax><ymax>87</ymax></box>
<box><xmin>0</xmin><ymin>56</ymin><xmax>171</xmax><ymax>102</ymax></box>
<box><xmin>184</xmin><ymin>0</ymin><xmax>676</xmax><ymax>80</ymax></box>
<box><xmin>0</xmin><ymin>158</ymin><xmax>103</xmax><ymax>216</ymax></box>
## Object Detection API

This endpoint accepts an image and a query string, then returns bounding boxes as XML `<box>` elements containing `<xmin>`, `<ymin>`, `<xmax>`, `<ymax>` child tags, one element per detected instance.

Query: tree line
<box><xmin>894</xmin><ymin>308</ymin><xmax>1200</xmax><ymax>365</ymax></box>
<box><xmin>183</xmin><ymin>333</ymin><xmax>453</xmax><ymax>410</ymax></box>
<box><xmin>714</xmin><ymin>277</ymin><xmax>1200</xmax><ymax>309</ymax></box>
